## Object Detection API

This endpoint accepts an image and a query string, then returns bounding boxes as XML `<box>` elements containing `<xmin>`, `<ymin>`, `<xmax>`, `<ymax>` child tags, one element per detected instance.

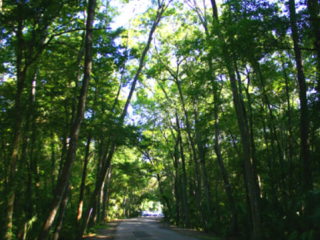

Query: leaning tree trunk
<box><xmin>227</xmin><ymin>57</ymin><xmax>263</xmax><ymax>240</ymax></box>
<box><xmin>77</xmin><ymin>4</ymin><xmax>168</xmax><ymax>237</ymax></box>
<box><xmin>38</xmin><ymin>1</ymin><xmax>97</xmax><ymax>239</ymax></box>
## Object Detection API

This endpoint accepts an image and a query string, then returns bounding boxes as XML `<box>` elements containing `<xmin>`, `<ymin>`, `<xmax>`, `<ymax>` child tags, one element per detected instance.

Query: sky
<box><xmin>109</xmin><ymin>0</ymin><xmax>151</xmax><ymax>30</ymax></box>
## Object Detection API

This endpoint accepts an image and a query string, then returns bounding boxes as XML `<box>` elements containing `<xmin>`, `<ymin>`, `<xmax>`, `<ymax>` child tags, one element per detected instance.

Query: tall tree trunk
<box><xmin>176</xmin><ymin>114</ymin><xmax>190</xmax><ymax>228</ymax></box>
<box><xmin>158</xmin><ymin>55</ymin><xmax>204</xmax><ymax>226</ymax></box>
<box><xmin>193</xmin><ymin>7</ymin><xmax>237</xmax><ymax>231</ymax></box>
<box><xmin>175</xmin><ymin>79</ymin><xmax>205</xmax><ymax>227</ymax></box>
<box><xmin>253</xmin><ymin>60</ymin><xmax>285</xmax><ymax>196</ymax></box>
<box><xmin>122</xmin><ymin>188</ymin><xmax>127</xmax><ymax>218</ymax></box>
<box><xmin>288</xmin><ymin>0</ymin><xmax>313</xmax><ymax>191</ymax></box>
<box><xmin>208</xmin><ymin>1</ymin><xmax>263</xmax><ymax>238</ymax></box>
<box><xmin>78</xmin><ymin>4</ymin><xmax>168</xmax><ymax>237</ymax></box>
<box><xmin>5</xmin><ymin>5</ymin><xmax>26</xmax><ymax>238</ymax></box>
<box><xmin>77</xmin><ymin>135</ymin><xmax>92</xmax><ymax>228</ymax></box>
<box><xmin>102</xmin><ymin>166</ymin><xmax>112</xmax><ymax>222</ymax></box>
<box><xmin>51</xmin><ymin>130</ymin><xmax>56</xmax><ymax>193</ymax></box>
<box><xmin>227</xmin><ymin>60</ymin><xmax>263</xmax><ymax>240</ymax></box>
<box><xmin>105</xmin><ymin>193</ymin><xmax>111</xmax><ymax>221</ymax></box>
<box><xmin>58</xmin><ymin>134</ymin><xmax>68</xmax><ymax>180</ymax></box>
<box><xmin>214</xmin><ymin>160</ymin><xmax>220</xmax><ymax>227</ymax></box>
<box><xmin>211</xmin><ymin>78</ymin><xmax>238</xmax><ymax>236</ymax></box>
<box><xmin>157</xmin><ymin>79</ymin><xmax>181</xmax><ymax>225</ymax></box>
<box><xmin>174</xmin><ymin>136</ymin><xmax>181</xmax><ymax>225</ymax></box>
<box><xmin>157</xmin><ymin>173</ymin><xmax>172</xmax><ymax>217</ymax></box>
<box><xmin>53</xmin><ymin>185</ymin><xmax>70</xmax><ymax>240</ymax></box>
<box><xmin>282</xmin><ymin>61</ymin><xmax>294</xmax><ymax>197</ymax></box>
<box><xmin>18</xmin><ymin>69</ymin><xmax>37</xmax><ymax>240</ymax></box>
<box><xmin>260</xmin><ymin>105</ymin><xmax>278</xmax><ymax>200</ymax></box>
<box><xmin>307</xmin><ymin>0</ymin><xmax>320</xmax><ymax>93</ymax></box>
<box><xmin>38</xmin><ymin>1</ymin><xmax>97</xmax><ymax>238</ymax></box>
<box><xmin>234</xmin><ymin>60</ymin><xmax>261</xmax><ymax>199</ymax></box>
<box><xmin>193</xmin><ymin>101</ymin><xmax>212</xmax><ymax>227</ymax></box>
<box><xmin>95</xmin><ymin>131</ymin><xmax>105</xmax><ymax>224</ymax></box>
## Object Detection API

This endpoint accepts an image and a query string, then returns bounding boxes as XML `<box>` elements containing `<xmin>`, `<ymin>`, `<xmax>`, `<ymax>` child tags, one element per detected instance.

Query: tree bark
<box><xmin>234</xmin><ymin>60</ymin><xmax>261</xmax><ymax>199</ymax></box>
<box><xmin>193</xmin><ymin>101</ymin><xmax>213</xmax><ymax>226</ymax></box>
<box><xmin>254</xmin><ymin>61</ymin><xmax>286</xmax><ymax>196</ymax></box>
<box><xmin>307</xmin><ymin>0</ymin><xmax>320</xmax><ymax>93</ymax></box>
<box><xmin>228</xmin><ymin>59</ymin><xmax>263</xmax><ymax>240</ymax></box>
<box><xmin>19</xmin><ymin>69</ymin><xmax>37</xmax><ymax>240</ymax></box>
<box><xmin>38</xmin><ymin>0</ymin><xmax>97</xmax><ymax>239</ymax></box>
<box><xmin>211</xmin><ymin>78</ymin><xmax>238</xmax><ymax>236</ymax></box>
<box><xmin>288</xmin><ymin>0</ymin><xmax>313</xmax><ymax>191</ymax></box>
<box><xmin>102</xmin><ymin>166</ymin><xmax>112</xmax><ymax>222</ymax></box>
<box><xmin>282</xmin><ymin>61</ymin><xmax>294</xmax><ymax>196</ymax></box>
<box><xmin>176</xmin><ymin>113</ymin><xmax>190</xmax><ymax>228</ymax></box>
<box><xmin>175</xmin><ymin>79</ymin><xmax>205</xmax><ymax>227</ymax></box>
<box><xmin>193</xmin><ymin>1</ymin><xmax>238</xmax><ymax>232</ymax></box>
<box><xmin>77</xmin><ymin>135</ymin><xmax>92</xmax><ymax>227</ymax></box>
<box><xmin>174</xmin><ymin>136</ymin><xmax>181</xmax><ymax>225</ymax></box>
<box><xmin>5</xmin><ymin>6</ymin><xmax>26</xmax><ymax>238</ymax></box>
<box><xmin>207</xmin><ymin>1</ymin><xmax>263</xmax><ymax>238</ymax></box>
<box><xmin>53</xmin><ymin>185</ymin><xmax>70</xmax><ymax>240</ymax></box>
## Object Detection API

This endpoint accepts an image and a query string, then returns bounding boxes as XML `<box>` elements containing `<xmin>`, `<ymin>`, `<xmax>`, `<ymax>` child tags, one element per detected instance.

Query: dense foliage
<box><xmin>0</xmin><ymin>0</ymin><xmax>319</xmax><ymax>239</ymax></box>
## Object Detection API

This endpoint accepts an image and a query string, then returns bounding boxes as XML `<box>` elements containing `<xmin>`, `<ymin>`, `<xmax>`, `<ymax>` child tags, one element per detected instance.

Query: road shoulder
<box><xmin>82</xmin><ymin>220</ymin><xmax>121</xmax><ymax>240</ymax></box>
<box><xmin>156</xmin><ymin>218</ymin><xmax>225</xmax><ymax>240</ymax></box>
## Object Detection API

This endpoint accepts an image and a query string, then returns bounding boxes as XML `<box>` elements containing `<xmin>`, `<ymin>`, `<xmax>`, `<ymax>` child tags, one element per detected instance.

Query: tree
<box><xmin>38</xmin><ymin>0</ymin><xmax>97</xmax><ymax>238</ymax></box>
<box><xmin>1</xmin><ymin>1</ymin><xmax>319</xmax><ymax>239</ymax></box>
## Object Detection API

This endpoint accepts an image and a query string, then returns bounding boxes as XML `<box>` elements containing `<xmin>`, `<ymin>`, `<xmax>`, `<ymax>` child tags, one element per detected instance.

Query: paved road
<box><xmin>114</xmin><ymin>218</ymin><xmax>200</xmax><ymax>240</ymax></box>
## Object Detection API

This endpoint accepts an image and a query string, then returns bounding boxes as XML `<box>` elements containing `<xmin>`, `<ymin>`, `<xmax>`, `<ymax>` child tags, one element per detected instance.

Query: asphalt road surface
<box><xmin>114</xmin><ymin>218</ymin><xmax>201</xmax><ymax>240</ymax></box>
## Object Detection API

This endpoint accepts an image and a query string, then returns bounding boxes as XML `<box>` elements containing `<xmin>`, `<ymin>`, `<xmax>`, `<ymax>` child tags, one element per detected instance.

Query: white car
<box><xmin>153</xmin><ymin>211</ymin><xmax>164</xmax><ymax>217</ymax></box>
<box><xmin>142</xmin><ymin>211</ymin><xmax>151</xmax><ymax>217</ymax></box>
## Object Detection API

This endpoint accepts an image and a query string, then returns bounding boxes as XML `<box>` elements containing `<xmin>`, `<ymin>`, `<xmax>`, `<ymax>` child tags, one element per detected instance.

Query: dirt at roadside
<box><xmin>82</xmin><ymin>220</ymin><xmax>120</xmax><ymax>240</ymax></box>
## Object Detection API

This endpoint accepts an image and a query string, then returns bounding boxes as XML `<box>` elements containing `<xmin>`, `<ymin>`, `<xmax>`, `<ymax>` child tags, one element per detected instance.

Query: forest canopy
<box><xmin>0</xmin><ymin>0</ymin><xmax>319</xmax><ymax>240</ymax></box>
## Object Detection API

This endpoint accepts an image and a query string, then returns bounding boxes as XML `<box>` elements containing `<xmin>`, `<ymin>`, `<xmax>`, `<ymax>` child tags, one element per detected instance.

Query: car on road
<box><xmin>141</xmin><ymin>211</ymin><xmax>164</xmax><ymax>217</ymax></box>
<box><xmin>142</xmin><ymin>211</ymin><xmax>151</xmax><ymax>216</ymax></box>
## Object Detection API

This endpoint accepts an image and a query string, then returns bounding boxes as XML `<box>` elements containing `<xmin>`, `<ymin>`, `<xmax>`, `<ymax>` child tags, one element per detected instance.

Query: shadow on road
<box><xmin>83</xmin><ymin>217</ymin><xmax>224</xmax><ymax>240</ymax></box>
